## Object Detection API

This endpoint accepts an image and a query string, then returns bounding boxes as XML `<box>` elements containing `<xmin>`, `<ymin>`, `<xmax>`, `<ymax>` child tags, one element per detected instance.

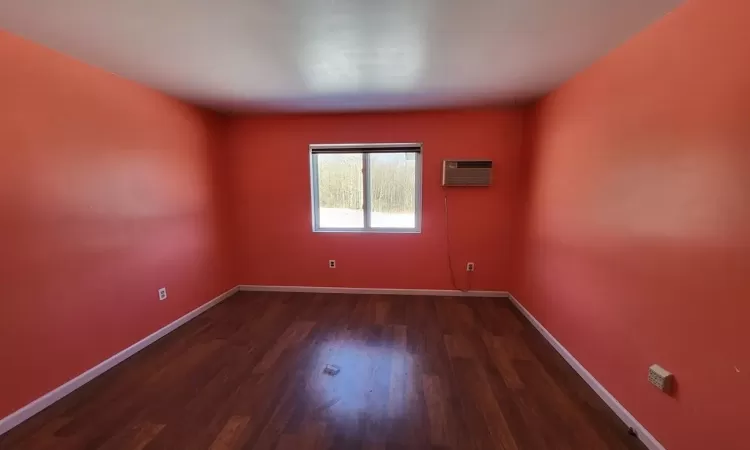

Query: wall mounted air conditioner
<box><xmin>442</xmin><ymin>160</ymin><xmax>493</xmax><ymax>186</ymax></box>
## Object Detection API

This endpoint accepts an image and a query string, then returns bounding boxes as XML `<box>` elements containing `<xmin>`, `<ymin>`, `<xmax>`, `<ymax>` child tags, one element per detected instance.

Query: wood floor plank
<box><xmin>129</xmin><ymin>423</ymin><xmax>167</xmax><ymax>450</ymax></box>
<box><xmin>374</xmin><ymin>300</ymin><xmax>389</xmax><ymax>325</ymax></box>
<box><xmin>0</xmin><ymin>292</ymin><xmax>646</xmax><ymax>450</ymax></box>
<box><xmin>443</xmin><ymin>334</ymin><xmax>475</xmax><ymax>360</ymax></box>
<box><xmin>208</xmin><ymin>416</ymin><xmax>250</xmax><ymax>450</ymax></box>
<box><xmin>454</xmin><ymin>361</ymin><xmax>519</xmax><ymax>450</ymax></box>
<box><xmin>482</xmin><ymin>332</ymin><xmax>525</xmax><ymax>390</ymax></box>
<box><xmin>252</xmin><ymin>321</ymin><xmax>315</xmax><ymax>374</ymax></box>
<box><xmin>421</xmin><ymin>374</ymin><xmax>453</xmax><ymax>447</ymax></box>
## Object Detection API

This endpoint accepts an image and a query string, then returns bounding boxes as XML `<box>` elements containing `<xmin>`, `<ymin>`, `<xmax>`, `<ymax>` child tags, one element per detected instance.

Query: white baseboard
<box><xmin>0</xmin><ymin>285</ymin><xmax>664</xmax><ymax>450</ymax></box>
<box><xmin>507</xmin><ymin>294</ymin><xmax>665</xmax><ymax>450</ymax></box>
<box><xmin>238</xmin><ymin>284</ymin><xmax>509</xmax><ymax>297</ymax></box>
<box><xmin>238</xmin><ymin>286</ymin><xmax>659</xmax><ymax>449</ymax></box>
<box><xmin>0</xmin><ymin>286</ymin><xmax>239</xmax><ymax>437</ymax></box>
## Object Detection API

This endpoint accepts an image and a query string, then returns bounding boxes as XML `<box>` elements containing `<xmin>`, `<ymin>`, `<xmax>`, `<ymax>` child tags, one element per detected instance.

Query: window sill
<box><xmin>313</xmin><ymin>228</ymin><xmax>421</xmax><ymax>234</ymax></box>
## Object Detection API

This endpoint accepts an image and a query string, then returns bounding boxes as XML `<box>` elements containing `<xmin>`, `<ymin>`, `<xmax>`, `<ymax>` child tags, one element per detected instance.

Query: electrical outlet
<box><xmin>158</xmin><ymin>288</ymin><xmax>167</xmax><ymax>301</ymax></box>
<box><xmin>329</xmin><ymin>260</ymin><xmax>336</xmax><ymax>269</ymax></box>
<box><xmin>466</xmin><ymin>262</ymin><xmax>475</xmax><ymax>272</ymax></box>
<box><xmin>648</xmin><ymin>364</ymin><xmax>674</xmax><ymax>394</ymax></box>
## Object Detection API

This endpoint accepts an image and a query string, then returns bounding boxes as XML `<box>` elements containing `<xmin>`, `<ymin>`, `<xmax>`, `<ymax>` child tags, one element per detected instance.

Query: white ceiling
<box><xmin>0</xmin><ymin>0</ymin><xmax>680</xmax><ymax>112</ymax></box>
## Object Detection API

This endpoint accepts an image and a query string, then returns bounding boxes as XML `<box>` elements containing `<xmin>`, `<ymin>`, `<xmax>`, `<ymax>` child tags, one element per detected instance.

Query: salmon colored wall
<box><xmin>0</xmin><ymin>32</ymin><xmax>232</xmax><ymax>419</ymax></box>
<box><xmin>226</xmin><ymin>109</ymin><xmax>526</xmax><ymax>290</ymax></box>
<box><xmin>520</xmin><ymin>0</ymin><xmax>750</xmax><ymax>448</ymax></box>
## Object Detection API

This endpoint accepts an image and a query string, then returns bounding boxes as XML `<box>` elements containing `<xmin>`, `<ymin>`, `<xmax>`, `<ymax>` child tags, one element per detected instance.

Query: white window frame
<box><xmin>310</xmin><ymin>143</ymin><xmax>422</xmax><ymax>233</ymax></box>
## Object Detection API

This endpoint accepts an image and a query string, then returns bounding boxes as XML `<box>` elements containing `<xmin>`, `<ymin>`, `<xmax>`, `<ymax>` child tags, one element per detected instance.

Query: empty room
<box><xmin>0</xmin><ymin>0</ymin><xmax>747</xmax><ymax>449</ymax></box>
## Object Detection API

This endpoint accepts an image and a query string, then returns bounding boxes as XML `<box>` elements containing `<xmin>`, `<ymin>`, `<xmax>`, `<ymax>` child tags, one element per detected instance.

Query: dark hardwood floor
<box><xmin>0</xmin><ymin>292</ymin><xmax>645</xmax><ymax>449</ymax></box>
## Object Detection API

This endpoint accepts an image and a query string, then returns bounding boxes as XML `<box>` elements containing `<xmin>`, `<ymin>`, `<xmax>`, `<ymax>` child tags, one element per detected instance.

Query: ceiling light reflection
<box><xmin>306</xmin><ymin>339</ymin><xmax>416</xmax><ymax>422</ymax></box>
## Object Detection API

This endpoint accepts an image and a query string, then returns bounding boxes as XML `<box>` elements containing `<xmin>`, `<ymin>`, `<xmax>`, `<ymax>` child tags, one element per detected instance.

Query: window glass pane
<box><xmin>369</xmin><ymin>152</ymin><xmax>417</xmax><ymax>228</ymax></box>
<box><xmin>316</xmin><ymin>153</ymin><xmax>364</xmax><ymax>228</ymax></box>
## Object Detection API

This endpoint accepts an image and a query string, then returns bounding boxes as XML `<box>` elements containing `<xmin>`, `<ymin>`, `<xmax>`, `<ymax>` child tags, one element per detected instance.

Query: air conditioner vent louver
<box><xmin>442</xmin><ymin>160</ymin><xmax>492</xmax><ymax>186</ymax></box>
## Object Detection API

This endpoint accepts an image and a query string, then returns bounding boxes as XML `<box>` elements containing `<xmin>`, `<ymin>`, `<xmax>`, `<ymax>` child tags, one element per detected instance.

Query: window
<box><xmin>310</xmin><ymin>143</ymin><xmax>422</xmax><ymax>232</ymax></box>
